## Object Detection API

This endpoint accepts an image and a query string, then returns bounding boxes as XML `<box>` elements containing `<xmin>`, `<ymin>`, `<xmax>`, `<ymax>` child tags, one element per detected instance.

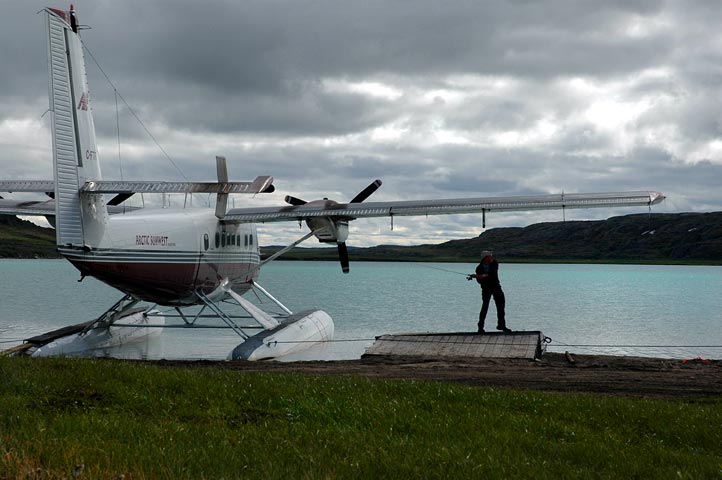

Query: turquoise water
<box><xmin>1</xmin><ymin>259</ymin><xmax>721</xmax><ymax>360</ymax></box>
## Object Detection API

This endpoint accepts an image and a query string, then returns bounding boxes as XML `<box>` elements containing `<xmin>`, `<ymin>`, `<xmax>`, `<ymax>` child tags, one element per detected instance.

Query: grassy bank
<box><xmin>0</xmin><ymin>218</ymin><xmax>58</xmax><ymax>259</ymax></box>
<box><xmin>1</xmin><ymin>357</ymin><xmax>721</xmax><ymax>479</ymax></box>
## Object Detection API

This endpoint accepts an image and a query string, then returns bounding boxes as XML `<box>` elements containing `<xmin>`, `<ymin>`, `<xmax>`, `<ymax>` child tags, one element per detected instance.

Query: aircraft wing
<box><xmin>222</xmin><ymin>191</ymin><xmax>665</xmax><ymax>223</ymax></box>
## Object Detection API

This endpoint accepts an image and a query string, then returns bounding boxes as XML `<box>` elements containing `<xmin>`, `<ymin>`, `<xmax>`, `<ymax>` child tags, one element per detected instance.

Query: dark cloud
<box><xmin>2</xmin><ymin>1</ymin><xmax>722</xmax><ymax>246</ymax></box>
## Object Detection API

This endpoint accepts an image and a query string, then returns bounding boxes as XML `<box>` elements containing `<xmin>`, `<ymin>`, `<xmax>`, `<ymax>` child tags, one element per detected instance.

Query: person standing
<box><xmin>467</xmin><ymin>250</ymin><xmax>511</xmax><ymax>333</ymax></box>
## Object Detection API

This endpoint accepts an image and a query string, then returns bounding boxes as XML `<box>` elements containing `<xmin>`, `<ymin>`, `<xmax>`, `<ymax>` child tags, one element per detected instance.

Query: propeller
<box><xmin>350</xmin><ymin>179</ymin><xmax>382</xmax><ymax>203</ymax></box>
<box><xmin>284</xmin><ymin>195</ymin><xmax>307</xmax><ymax>206</ymax></box>
<box><xmin>337</xmin><ymin>242</ymin><xmax>350</xmax><ymax>273</ymax></box>
<box><xmin>285</xmin><ymin>179</ymin><xmax>382</xmax><ymax>273</ymax></box>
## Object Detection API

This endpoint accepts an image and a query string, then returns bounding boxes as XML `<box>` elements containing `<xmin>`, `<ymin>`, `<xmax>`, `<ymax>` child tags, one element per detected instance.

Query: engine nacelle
<box><xmin>302</xmin><ymin>199</ymin><xmax>350</xmax><ymax>243</ymax></box>
<box><xmin>307</xmin><ymin>217</ymin><xmax>349</xmax><ymax>243</ymax></box>
<box><xmin>284</xmin><ymin>180</ymin><xmax>382</xmax><ymax>274</ymax></box>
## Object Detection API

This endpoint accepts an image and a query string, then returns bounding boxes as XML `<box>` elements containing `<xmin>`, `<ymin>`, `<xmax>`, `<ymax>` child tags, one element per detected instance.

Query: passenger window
<box><xmin>237</xmin><ymin>234</ymin><xmax>241</xmax><ymax>246</ymax></box>
<box><xmin>203</xmin><ymin>233</ymin><xmax>209</xmax><ymax>251</ymax></box>
<box><xmin>215</xmin><ymin>232</ymin><xmax>220</xmax><ymax>248</ymax></box>
<box><xmin>221</xmin><ymin>232</ymin><xmax>226</xmax><ymax>247</ymax></box>
<box><xmin>250</xmin><ymin>234</ymin><xmax>254</xmax><ymax>246</ymax></box>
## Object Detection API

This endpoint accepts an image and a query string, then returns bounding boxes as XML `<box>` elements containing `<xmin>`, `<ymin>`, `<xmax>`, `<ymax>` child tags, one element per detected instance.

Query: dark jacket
<box><xmin>475</xmin><ymin>260</ymin><xmax>500</xmax><ymax>290</ymax></box>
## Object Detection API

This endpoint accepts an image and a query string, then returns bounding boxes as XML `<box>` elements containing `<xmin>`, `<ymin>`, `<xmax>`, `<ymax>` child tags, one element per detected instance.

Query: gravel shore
<box><xmin>151</xmin><ymin>352</ymin><xmax>722</xmax><ymax>400</ymax></box>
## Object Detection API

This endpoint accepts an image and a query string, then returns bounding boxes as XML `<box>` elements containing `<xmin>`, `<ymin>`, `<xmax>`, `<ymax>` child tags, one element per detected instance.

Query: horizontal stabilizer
<box><xmin>0</xmin><ymin>198</ymin><xmax>140</xmax><ymax>217</ymax></box>
<box><xmin>0</xmin><ymin>180</ymin><xmax>55</xmax><ymax>193</ymax></box>
<box><xmin>81</xmin><ymin>176</ymin><xmax>274</xmax><ymax>195</ymax></box>
<box><xmin>1</xmin><ymin>176</ymin><xmax>274</xmax><ymax>200</ymax></box>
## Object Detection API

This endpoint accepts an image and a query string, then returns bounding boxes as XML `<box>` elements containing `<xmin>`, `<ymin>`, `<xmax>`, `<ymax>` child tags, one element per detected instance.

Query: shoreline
<box><xmin>145</xmin><ymin>352</ymin><xmax>722</xmax><ymax>400</ymax></box>
<box><xmin>2</xmin><ymin>256</ymin><xmax>722</xmax><ymax>266</ymax></box>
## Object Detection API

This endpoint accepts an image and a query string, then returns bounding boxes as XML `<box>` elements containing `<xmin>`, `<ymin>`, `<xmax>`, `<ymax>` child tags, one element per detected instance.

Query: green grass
<box><xmin>1</xmin><ymin>357</ymin><xmax>721</xmax><ymax>479</ymax></box>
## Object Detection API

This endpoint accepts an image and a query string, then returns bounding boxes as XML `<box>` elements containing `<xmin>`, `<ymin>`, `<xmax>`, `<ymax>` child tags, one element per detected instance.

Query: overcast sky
<box><xmin>2</xmin><ymin>1</ymin><xmax>721</xmax><ymax>247</ymax></box>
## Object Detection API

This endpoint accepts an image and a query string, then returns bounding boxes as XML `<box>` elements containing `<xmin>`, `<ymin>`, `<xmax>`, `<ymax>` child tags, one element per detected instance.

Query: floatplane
<box><xmin>0</xmin><ymin>6</ymin><xmax>665</xmax><ymax>360</ymax></box>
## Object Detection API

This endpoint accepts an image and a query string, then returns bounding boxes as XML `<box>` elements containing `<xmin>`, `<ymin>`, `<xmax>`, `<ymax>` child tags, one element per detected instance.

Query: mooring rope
<box><xmin>552</xmin><ymin>340</ymin><xmax>722</xmax><ymax>349</ymax></box>
<box><xmin>264</xmin><ymin>338</ymin><xmax>377</xmax><ymax>345</ymax></box>
<box><xmin>263</xmin><ymin>336</ymin><xmax>722</xmax><ymax>349</ymax></box>
<box><xmin>4</xmin><ymin>332</ymin><xmax>720</xmax><ymax>352</ymax></box>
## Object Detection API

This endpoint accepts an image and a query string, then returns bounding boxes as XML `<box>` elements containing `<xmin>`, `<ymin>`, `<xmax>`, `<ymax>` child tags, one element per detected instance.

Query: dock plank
<box><xmin>365</xmin><ymin>331</ymin><xmax>545</xmax><ymax>360</ymax></box>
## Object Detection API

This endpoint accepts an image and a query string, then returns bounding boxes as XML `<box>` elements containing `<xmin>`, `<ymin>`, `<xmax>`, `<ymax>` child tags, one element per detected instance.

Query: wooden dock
<box><xmin>364</xmin><ymin>331</ymin><xmax>546</xmax><ymax>360</ymax></box>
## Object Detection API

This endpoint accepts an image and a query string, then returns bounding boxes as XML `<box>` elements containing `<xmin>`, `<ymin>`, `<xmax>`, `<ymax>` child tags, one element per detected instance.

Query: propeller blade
<box><xmin>349</xmin><ymin>179</ymin><xmax>382</xmax><ymax>203</ymax></box>
<box><xmin>285</xmin><ymin>195</ymin><xmax>307</xmax><ymax>206</ymax></box>
<box><xmin>337</xmin><ymin>242</ymin><xmax>350</xmax><ymax>274</ymax></box>
<box><xmin>215</xmin><ymin>156</ymin><xmax>229</xmax><ymax>219</ymax></box>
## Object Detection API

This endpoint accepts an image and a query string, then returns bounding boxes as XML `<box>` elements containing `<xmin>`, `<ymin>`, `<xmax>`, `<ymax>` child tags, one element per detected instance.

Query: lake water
<box><xmin>1</xmin><ymin>259</ymin><xmax>721</xmax><ymax>360</ymax></box>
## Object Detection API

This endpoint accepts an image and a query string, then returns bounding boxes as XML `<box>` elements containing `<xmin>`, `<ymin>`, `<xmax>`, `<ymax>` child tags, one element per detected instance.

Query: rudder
<box><xmin>46</xmin><ymin>6</ymin><xmax>106</xmax><ymax>248</ymax></box>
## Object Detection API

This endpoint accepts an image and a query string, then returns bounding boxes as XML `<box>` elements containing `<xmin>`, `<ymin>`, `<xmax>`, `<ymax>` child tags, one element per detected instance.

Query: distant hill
<box><xmin>0</xmin><ymin>216</ymin><xmax>59</xmax><ymax>258</ymax></box>
<box><xmin>2</xmin><ymin>212</ymin><xmax>722</xmax><ymax>264</ymax></box>
<box><xmin>263</xmin><ymin>212</ymin><xmax>722</xmax><ymax>265</ymax></box>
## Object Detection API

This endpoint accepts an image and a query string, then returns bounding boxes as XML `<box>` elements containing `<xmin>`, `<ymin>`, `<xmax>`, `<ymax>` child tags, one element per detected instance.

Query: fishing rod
<box><xmin>417</xmin><ymin>264</ymin><xmax>471</xmax><ymax>277</ymax></box>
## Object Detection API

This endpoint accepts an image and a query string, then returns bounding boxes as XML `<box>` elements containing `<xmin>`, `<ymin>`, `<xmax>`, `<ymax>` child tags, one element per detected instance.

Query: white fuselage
<box><xmin>60</xmin><ymin>208</ymin><xmax>261</xmax><ymax>305</ymax></box>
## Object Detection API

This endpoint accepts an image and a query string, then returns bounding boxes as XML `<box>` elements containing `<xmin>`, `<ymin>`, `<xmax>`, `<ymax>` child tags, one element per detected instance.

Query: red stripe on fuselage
<box><xmin>66</xmin><ymin>253</ymin><xmax>258</xmax><ymax>306</ymax></box>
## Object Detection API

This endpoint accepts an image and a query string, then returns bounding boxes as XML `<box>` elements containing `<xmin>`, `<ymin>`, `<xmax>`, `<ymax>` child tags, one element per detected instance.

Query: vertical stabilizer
<box><xmin>46</xmin><ymin>6</ymin><xmax>106</xmax><ymax>248</ymax></box>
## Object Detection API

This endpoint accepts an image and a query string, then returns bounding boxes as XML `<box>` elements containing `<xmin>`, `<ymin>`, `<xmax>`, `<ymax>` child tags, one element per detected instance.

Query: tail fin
<box><xmin>45</xmin><ymin>6</ymin><xmax>106</xmax><ymax>248</ymax></box>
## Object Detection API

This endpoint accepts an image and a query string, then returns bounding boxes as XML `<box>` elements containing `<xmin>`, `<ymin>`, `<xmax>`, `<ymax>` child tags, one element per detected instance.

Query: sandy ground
<box><xmin>153</xmin><ymin>352</ymin><xmax>722</xmax><ymax>400</ymax></box>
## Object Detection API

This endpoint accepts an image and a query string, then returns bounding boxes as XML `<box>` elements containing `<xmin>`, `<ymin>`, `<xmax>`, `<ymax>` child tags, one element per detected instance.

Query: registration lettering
<box><xmin>135</xmin><ymin>235</ymin><xmax>169</xmax><ymax>247</ymax></box>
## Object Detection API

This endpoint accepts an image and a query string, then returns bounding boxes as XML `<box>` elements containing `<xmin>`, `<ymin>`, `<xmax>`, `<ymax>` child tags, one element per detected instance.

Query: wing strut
<box><xmin>256</xmin><ymin>229</ymin><xmax>325</xmax><ymax>271</ymax></box>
